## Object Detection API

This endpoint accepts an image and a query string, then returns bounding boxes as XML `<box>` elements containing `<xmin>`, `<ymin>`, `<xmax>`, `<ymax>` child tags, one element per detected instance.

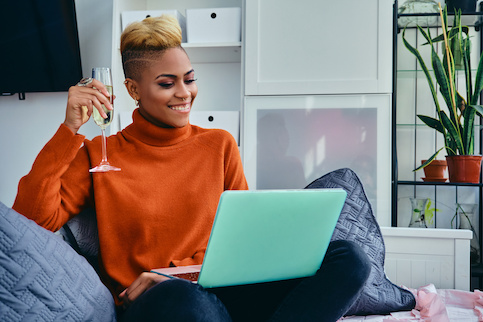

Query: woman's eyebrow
<box><xmin>156</xmin><ymin>69</ymin><xmax>195</xmax><ymax>79</ymax></box>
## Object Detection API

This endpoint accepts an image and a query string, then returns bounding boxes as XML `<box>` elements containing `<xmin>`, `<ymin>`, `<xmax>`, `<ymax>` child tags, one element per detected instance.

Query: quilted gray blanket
<box><xmin>305</xmin><ymin>168</ymin><xmax>416</xmax><ymax>315</ymax></box>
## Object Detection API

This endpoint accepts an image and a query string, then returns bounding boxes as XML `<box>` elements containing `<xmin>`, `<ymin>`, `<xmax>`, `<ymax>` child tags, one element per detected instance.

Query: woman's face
<box><xmin>132</xmin><ymin>47</ymin><xmax>198</xmax><ymax>128</ymax></box>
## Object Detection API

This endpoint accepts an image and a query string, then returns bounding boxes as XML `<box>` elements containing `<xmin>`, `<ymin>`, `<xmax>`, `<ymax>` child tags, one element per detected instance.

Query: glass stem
<box><xmin>100</xmin><ymin>127</ymin><xmax>108</xmax><ymax>165</ymax></box>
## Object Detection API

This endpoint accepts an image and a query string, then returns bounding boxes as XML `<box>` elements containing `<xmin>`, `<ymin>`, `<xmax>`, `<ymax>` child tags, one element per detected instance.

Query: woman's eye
<box><xmin>185</xmin><ymin>78</ymin><xmax>197</xmax><ymax>84</ymax></box>
<box><xmin>158</xmin><ymin>83</ymin><xmax>174</xmax><ymax>88</ymax></box>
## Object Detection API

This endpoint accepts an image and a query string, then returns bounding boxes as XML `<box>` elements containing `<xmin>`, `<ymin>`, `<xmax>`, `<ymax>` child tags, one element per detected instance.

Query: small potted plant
<box><xmin>402</xmin><ymin>5</ymin><xmax>483</xmax><ymax>183</ymax></box>
<box><xmin>420</xmin><ymin>159</ymin><xmax>447</xmax><ymax>182</ymax></box>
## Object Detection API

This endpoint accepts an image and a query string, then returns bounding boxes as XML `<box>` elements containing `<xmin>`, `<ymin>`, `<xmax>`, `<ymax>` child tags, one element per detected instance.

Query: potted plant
<box><xmin>402</xmin><ymin>6</ymin><xmax>483</xmax><ymax>183</ymax></box>
<box><xmin>420</xmin><ymin>159</ymin><xmax>447</xmax><ymax>182</ymax></box>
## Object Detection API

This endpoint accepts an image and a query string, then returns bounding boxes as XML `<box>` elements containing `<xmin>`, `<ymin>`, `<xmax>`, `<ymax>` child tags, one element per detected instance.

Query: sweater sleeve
<box><xmin>13</xmin><ymin>124</ymin><xmax>94</xmax><ymax>231</ymax></box>
<box><xmin>223</xmin><ymin>134</ymin><xmax>249</xmax><ymax>191</ymax></box>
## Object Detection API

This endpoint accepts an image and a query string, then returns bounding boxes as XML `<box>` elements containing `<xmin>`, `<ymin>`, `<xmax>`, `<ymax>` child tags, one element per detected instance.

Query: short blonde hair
<box><xmin>120</xmin><ymin>15</ymin><xmax>183</xmax><ymax>80</ymax></box>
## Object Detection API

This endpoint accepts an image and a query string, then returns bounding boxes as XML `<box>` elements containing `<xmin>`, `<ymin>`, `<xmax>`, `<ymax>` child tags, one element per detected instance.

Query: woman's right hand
<box><xmin>63</xmin><ymin>78</ymin><xmax>113</xmax><ymax>134</ymax></box>
<box><xmin>119</xmin><ymin>272</ymin><xmax>171</xmax><ymax>308</ymax></box>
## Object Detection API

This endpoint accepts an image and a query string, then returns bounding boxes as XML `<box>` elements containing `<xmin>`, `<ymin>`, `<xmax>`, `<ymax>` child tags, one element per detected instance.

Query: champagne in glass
<box><xmin>89</xmin><ymin>67</ymin><xmax>121</xmax><ymax>173</ymax></box>
<box><xmin>92</xmin><ymin>85</ymin><xmax>113</xmax><ymax>129</ymax></box>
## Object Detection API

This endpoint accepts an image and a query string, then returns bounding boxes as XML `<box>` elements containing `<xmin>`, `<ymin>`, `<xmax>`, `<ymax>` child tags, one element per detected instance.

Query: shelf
<box><xmin>398</xmin><ymin>12</ymin><xmax>483</xmax><ymax>29</ymax></box>
<box><xmin>181</xmin><ymin>42</ymin><xmax>241</xmax><ymax>63</ymax></box>
<box><xmin>397</xmin><ymin>69</ymin><xmax>477</xmax><ymax>76</ymax></box>
<box><xmin>398</xmin><ymin>180</ymin><xmax>483</xmax><ymax>187</ymax></box>
<box><xmin>182</xmin><ymin>42</ymin><xmax>241</xmax><ymax>48</ymax></box>
<box><xmin>396</xmin><ymin>123</ymin><xmax>483</xmax><ymax>128</ymax></box>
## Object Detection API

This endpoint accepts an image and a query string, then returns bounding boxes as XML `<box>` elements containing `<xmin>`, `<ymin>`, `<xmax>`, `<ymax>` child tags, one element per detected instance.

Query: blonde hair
<box><xmin>120</xmin><ymin>15</ymin><xmax>183</xmax><ymax>80</ymax></box>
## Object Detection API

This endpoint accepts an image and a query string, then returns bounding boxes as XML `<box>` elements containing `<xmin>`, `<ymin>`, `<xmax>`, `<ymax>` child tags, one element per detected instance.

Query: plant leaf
<box><xmin>431</xmin><ymin>40</ymin><xmax>455</xmax><ymax>117</ymax></box>
<box><xmin>445</xmin><ymin>131</ymin><xmax>458</xmax><ymax>155</ymax></box>
<box><xmin>440</xmin><ymin>111</ymin><xmax>464</xmax><ymax>154</ymax></box>
<box><xmin>413</xmin><ymin>147</ymin><xmax>445</xmax><ymax>171</ymax></box>
<box><xmin>472</xmin><ymin>49</ymin><xmax>483</xmax><ymax>105</ymax></box>
<box><xmin>463</xmin><ymin>105</ymin><xmax>476</xmax><ymax>154</ymax></box>
<box><xmin>402</xmin><ymin>27</ymin><xmax>443</xmax><ymax>115</ymax></box>
<box><xmin>463</xmin><ymin>37</ymin><xmax>473</xmax><ymax>102</ymax></box>
<box><xmin>417</xmin><ymin>114</ymin><xmax>445</xmax><ymax>133</ymax></box>
<box><xmin>468</xmin><ymin>104</ymin><xmax>483</xmax><ymax>117</ymax></box>
<box><xmin>423</xmin><ymin>26</ymin><xmax>469</xmax><ymax>45</ymax></box>
<box><xmin>456</xmin><ymin>91</ymin><xmax>466</xmax><ymax>112</ymax></box>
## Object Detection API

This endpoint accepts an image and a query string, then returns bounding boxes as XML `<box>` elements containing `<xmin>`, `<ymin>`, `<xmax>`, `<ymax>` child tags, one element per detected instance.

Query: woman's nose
<box><xmin>175</xmin><ymin>82</ymin><xmax>190</xmax><ymax>100</ymax></box>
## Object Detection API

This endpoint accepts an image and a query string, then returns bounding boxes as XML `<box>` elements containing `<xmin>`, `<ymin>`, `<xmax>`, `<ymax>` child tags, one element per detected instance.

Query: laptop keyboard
<box><xmin>172</xmin><ymin>272</ymin><xmax>200</xmax><ymax>282</ymax></box>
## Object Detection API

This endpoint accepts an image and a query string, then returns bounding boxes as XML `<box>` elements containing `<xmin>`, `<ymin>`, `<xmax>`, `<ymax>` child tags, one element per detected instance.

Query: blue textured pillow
<box><xmin>305</xmin><ymin>168</ymin><xmax>416</xmax><ymax>316</ymax></box>
<box><xmin>0</xmin><ymin>201</ymin><xmax>116</xmax><ymax>321</ymax></box>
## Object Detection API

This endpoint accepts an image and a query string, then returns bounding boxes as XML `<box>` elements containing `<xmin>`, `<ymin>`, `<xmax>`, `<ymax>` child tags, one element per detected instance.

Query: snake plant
<box><xmin>402</xmin><ymin>7</ymin><xmax>483</xmax><ymax>171</ymax></box>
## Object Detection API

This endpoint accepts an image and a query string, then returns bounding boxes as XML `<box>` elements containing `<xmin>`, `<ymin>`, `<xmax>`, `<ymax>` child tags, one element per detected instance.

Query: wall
<box><xmin>0</xmin><ymin>0</ymin><xmax>113</xmax><ymax>207</ymax></box>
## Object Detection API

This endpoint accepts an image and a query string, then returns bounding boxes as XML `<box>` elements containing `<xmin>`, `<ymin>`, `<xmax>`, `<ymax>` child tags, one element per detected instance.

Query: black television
<box><xmin>0</xmin><ymin>0</ymin><xmax>83</xmax><ymax>97</ymax></box>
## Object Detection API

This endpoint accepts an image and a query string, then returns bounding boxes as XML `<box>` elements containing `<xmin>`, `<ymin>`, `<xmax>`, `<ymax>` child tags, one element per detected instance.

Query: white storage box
<box><xmin>186</xmin><ymin>7</ymin><xmax>241</xmax><ymax>43</ymax></box>
<box><xmin>121</xmin><ymin>10</ymin><xmax>187</xmax><ymax>43</ymax></box>
<box><xmin>190</xmin><ymin>111</ymin><xmax>240</xmax><ymax>144</ymax></box>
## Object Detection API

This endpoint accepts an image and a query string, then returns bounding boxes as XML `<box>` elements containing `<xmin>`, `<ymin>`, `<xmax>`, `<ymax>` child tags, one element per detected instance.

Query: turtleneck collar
<box><xmin>123</xmin><ymin>108</ymin><xmax>192</xmax><ymax>147</ymax></box>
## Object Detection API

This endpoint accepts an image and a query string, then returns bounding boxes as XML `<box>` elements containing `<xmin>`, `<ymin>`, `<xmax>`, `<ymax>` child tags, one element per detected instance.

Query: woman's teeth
<box><xmin>169</xmin><ymin>104</ymin><xmax>190</xmax><ymax>111</ymax></box>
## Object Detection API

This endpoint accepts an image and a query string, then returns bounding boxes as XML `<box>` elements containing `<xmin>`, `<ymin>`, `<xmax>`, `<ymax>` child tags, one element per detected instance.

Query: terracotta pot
<box><xmin>445</xmin><ymin>155</ymin><xmax>483</xmax><ymax>183</ymax></box>
<box><xmin>421</xmin><ymin>159</ymin><xmax>447</xmax><ymax>180</ymax></box>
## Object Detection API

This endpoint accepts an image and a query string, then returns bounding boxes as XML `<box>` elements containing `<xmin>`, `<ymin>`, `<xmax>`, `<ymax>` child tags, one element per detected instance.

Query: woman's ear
<box><xmin>124</xmin><ymin>78</ymin><xmax>139</xmax><ymax>101</ymax></box>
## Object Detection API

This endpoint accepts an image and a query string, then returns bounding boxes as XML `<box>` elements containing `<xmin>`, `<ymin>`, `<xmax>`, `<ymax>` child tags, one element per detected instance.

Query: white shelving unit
<box><xmin>242</xmin><ymin>0</ymin><xmax>393</xmax><ymax>225</ymax></box>
<box><xmin>182</xmin><ymin>42</ymin><xmax>241</xmax><ymax>64</ymax></box>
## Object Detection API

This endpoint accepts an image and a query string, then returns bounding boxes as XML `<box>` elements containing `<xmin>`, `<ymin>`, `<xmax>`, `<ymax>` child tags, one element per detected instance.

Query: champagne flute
<box><xmin>89</xmin><ymin>67</ymin><xmax>121</xmax><ymax>172</ymax></box>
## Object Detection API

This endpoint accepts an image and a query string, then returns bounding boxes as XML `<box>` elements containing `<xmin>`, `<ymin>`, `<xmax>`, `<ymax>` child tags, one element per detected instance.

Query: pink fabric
<box><xmin>475</xmin><ymin>290</ymin><xmax>483</xmax><ymax>319</ymax></box>
<box><xmin>340</xmin><ymin>284</ymin><xmax>483</xmax><ymax>321</ymax></box>
<box><xmin>409</xmin><ymin>284</ymin><xmax>449</xmax><ymax>321</ymax></box>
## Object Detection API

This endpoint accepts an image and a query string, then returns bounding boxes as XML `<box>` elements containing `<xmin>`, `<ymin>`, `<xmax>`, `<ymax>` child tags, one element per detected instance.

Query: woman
<box><xmin>13</xmin><ymin>15</ymin><xmax>370</xmax><ymax>321</ymax></box>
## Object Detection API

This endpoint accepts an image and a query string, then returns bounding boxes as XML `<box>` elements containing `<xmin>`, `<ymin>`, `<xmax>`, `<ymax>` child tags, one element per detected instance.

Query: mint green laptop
<box><xmin>197</xmin><ymin>189</ymin><xmax>347</xmax><ymax>288</ymax></box>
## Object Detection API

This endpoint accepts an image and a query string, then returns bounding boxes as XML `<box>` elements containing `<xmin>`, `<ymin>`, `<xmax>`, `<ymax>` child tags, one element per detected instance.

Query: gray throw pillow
<box><xmin>305</xmin><ymin>168</ymin><xmax>416</xmax><ymax>316</ymax></box>
<box><xmin>0</xmin><ymin>201</ymin><xmax>116</xmax><ymax>321</ymax></box>
<box><xmin>57</xmin><ymin>207</ymin><xmax>100</xmax><ymax>272</ymax></box>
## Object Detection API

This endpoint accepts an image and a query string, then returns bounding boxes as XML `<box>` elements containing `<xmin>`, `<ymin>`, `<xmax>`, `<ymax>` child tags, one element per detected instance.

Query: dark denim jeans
<box><xmin>121</xmin><ymin>240</ymin><xmax>371</xmax><ymax>322</ymax></box>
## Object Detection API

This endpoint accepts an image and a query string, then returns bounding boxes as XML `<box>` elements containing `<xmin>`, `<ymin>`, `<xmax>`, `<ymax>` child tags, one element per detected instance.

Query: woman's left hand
<box><xmin>119</xmin><ymin>272</ymin><xmax>171</xmax><ymax>308</ymax></box>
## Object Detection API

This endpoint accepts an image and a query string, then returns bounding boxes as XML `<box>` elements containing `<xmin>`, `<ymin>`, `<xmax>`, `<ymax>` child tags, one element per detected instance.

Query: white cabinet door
<box><xmin>243</xmin><ymin>94</ymin><xmax>392</xmax><ymax>225</ymax></box>
<box><xmin>244</xmin><ymin>0</ymin><xmax>393</xmax><ymax>95</ymax></box>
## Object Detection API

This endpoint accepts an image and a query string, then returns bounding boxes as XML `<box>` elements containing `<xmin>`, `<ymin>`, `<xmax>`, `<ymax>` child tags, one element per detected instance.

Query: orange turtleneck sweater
<box><xmin>13</xmin><ymin>109</ymin><xmax>248</xmax><ymax>304</ymax></box>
